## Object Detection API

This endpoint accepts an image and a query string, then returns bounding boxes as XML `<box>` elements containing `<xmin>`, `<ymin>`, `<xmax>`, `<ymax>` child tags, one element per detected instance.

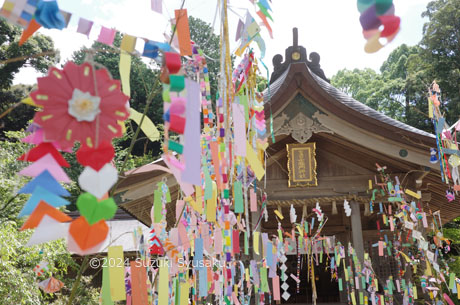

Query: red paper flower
<box><xmin>31</xmin><ymin>61</ymin><xmax>130</xmax><ymax>149</ymax></box>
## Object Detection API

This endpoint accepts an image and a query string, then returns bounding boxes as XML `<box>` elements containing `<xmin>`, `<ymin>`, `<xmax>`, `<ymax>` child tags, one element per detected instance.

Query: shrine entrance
<box><xmin>284</xmin><ymin>256</ymin><xmax>340</xmax><ymax>304</ymax></box>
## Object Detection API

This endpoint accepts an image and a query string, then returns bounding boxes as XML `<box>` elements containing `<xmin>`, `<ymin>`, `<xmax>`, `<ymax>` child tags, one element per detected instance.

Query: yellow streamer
<box><xmin>119</xmin><ymin>52</ymin><xmax>131</xmax><ymax>97</ymax></box>
<box><xmin>129</xmin><ymin>108</ymin><xmax>160</xmax><ymax>141</ymax></box>
<box><xmin>22</xmin><ymin>96</ymin><xmax>40</xmax><ymax>107</ymax></box>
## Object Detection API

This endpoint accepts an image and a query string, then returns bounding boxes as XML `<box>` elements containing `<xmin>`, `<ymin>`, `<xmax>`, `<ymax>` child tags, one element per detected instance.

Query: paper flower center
<box><xmin>68</xmin><ymin>89</ymin><xmax>101</xmax><ymax>122</ymax></box>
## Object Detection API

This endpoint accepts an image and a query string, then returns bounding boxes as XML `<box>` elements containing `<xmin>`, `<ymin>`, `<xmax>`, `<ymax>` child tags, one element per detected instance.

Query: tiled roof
<box><xmin>264</xmin><ymin>63</ymin><xmax>435</xmax><ymax>139</ymax></box>
<box><xmin>309</xmin><ymin>69</ymin><xmax>435</xmax><ymax>138</ymax></box>
<box><xmin>264</xmin><ymin>68</ymin><xmax>289</xmax><ymax>102</ymax></box>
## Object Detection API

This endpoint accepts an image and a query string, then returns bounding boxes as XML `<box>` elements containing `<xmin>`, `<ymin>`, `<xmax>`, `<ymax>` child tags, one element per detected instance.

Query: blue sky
<box><xmin>2</xmin><ymin>0</ymin><xmax>432</xmax><ymax>84</ymax></box>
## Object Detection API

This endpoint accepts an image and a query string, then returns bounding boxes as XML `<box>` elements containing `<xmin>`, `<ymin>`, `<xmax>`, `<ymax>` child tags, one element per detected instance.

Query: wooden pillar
<box><xmin>351</xmin><ymin>200</ymin><xmax>365</xmax><ymax>264</ymax></box>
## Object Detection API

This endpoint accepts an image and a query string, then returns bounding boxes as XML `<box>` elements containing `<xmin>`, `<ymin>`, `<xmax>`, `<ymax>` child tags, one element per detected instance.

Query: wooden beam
<box><xmin>313</xmin><ymin>111</ymin><xmax>435</xmax><ymax>169</ymax></box>
<box><xmin>317</xmin><ymin>148</ymin><xmax>375</xmax><ymax>175</ymax></box>
<box><xmin>264</xmin><ymin>175</ymin><xmax>391</xmax><ymax>198</ymax></box>
<box><xmin>319</xmin><ymin>133</ymin><xmax>415</xmax><ymax>172</ymax></box>
<box><xmin>266</xmin><ymin>148</ymin><xmax>287</xmax><ymax>167</ymax></box>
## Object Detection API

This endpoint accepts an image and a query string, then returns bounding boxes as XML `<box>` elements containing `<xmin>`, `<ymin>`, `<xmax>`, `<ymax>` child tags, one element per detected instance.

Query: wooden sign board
<box><xmin>287</xmin><ymin>143</ymin><xmax>317</xmax><ymax>187</ymax></box>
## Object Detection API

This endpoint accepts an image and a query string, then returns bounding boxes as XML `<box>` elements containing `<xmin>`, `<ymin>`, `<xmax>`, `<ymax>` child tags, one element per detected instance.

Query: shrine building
<box><xmin>114</xmin><ymin>29</ymin><xmax>451</xmax><ymax>304</ymax></box>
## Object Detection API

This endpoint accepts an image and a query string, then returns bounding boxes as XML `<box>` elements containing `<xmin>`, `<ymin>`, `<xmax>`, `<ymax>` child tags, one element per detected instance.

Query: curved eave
<box><xmin>264</xmin><ymin>63</ymin><xmax>436</xmax><ymax>150</ymax></box>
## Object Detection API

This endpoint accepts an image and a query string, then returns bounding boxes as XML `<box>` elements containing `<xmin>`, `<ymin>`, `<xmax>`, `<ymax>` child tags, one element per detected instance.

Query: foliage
<box><xmin>256</xmin><ymin>75</ymin><xmax>268</xmax><ymax>92</ymax></box>
<box><xmin>0</xmin><ymin>131</ymin><xmax>31</xmax><ymax>223</ymax></box>
<box><xmin>188</xmin><ymin>16</ymin><xmax>220</xmax><ymax>100</ymax></box>
<box><xmin>0</xmin><ymin>84</ymin><xmax>35</xmax><ymax>137</ymax></box>
<box><xmin>420</xmin><ymin>0</ymin><xmax>460</xmax><ymax>125</ymax></box>
<box><xmin>442</xmin><ymin>218</ymin><xmax>460</xmax><ymax>278</ymax></box>
<box><xmin>331</xmin><ymin>67</ymin><xmax>405</xmax><ymax>121</ymax></box>
<box><xmin>0</xmin><ymin>19</ymin><xmax>58</xmax><ymax>136</ymax></box>
<box><xmin>332</xmin><ymin>0</ymin><xmax>460</xmax><ymax>132</ymax></box>
<box><xmin>0</xmin><ymin>221</ymin><xmax>99</xmax><ymax>304</ymax></box>
<box><xmin>0</xmin><ymin>19</ymin><xmax>59</xmax><ymax>91</ymax></box>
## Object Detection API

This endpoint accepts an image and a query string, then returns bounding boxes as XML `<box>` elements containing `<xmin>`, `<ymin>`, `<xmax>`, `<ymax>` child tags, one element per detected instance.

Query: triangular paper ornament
<box><xmin>18</xmin><ymin>170</ymin><xmax>70</xmax><ymax>197</ymax></box>
<box><xmin>38</xmin><ymin>277</ymin><xmax>64</xmax><ymax>293</ymax></box>
<box><xmin>26</xmin><ymin>215</ymin><xmax>69</xmax><ymax>247</ymax></box>
<box><xmin>38</xmin><ymin>278</ymin><xmax>51</xmax><ymax>290</ymax></box>
<box><xmin>21</xmin><ymin>129</ymin><xmax>72</xmax><ymax>152</ymax></box>
<box><xmin>20</xmin><ymin>201</ymin><xmax>71</xmax><ymax>230</ymax></box>
<box><xmin>149</xmin><ymin>228</ymin><xmax>164</xmax><ymax>255</ymax></box>
<box><xmin>19</xmin><ymin>154</ymin><xmax>71</xmax><ymax>183</ymax></box>
<box><xmin>18</xmin><ymin>185</ymin><xmax>69</xmax><ymax>217</ymax></box>
<box><xmin>18</xmin><ymin>142</ymin><xmax>70</xmax><ymax>167</ymax></box>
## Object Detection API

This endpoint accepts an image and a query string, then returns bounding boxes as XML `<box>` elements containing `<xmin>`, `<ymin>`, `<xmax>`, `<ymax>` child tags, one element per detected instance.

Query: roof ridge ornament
<box><xmin>270</xmin><ymin>28</ymin><xmax>329</xmax><ymax>84</ymax></box>
<box><xmin>293</xmin><ymin>27</ymin><xmax>298</xmax><ymax>47</ymax></box>
<box><xmin>274</xmin><ymin>111</ymin><xmax>333</xmax><ymax>144</ymax></box>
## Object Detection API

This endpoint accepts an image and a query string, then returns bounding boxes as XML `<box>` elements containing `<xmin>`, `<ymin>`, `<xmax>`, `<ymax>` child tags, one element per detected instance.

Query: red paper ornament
<box><xmin>18</xmin><ymin>142</ymin><xmax>70</xmax><ymax>167</ymax></box>
<box><xmin>76</xmin><ymin>141</ymin><xmax>115</xmax><ymax>170</ymax></box>
<box><xmin>31</xmin><ymin>62</ymin><xmax>130</xmax><ymax>149</ymax></box>
<box><xmin>164</xmin><ymin>52</ymin><xmax>182</xmax><ymax>74</ymax></box>
<box><xmin>169</xmin><ymin>114</ymin><xmax>185</xmax><ymax>134</ymax></box>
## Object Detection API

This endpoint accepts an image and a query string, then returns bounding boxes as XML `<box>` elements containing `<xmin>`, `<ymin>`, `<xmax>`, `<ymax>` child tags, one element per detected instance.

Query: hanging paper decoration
<box><xmin>0</xmin><ymin>0</ymin><xmax>38</xmax><ymax>28</ymax></box>
<box><xmin>254</xmin><ymin>0</ymin><xmax>274</xmax><ymax>39</ymax></box>
<box><xmin>12</xmin><ymin>57</ymin><xmax>131</xmax><ymax>258</ymax></box>
<box><xmin>38</xmin><ymin>277</ymin><xmax>64</xmax><ymax>293</ymax></box>
<box><xmin>313</xmin><ymin>202</ymin><xmax>323</xmax><ymax>221</ymax></box>
<box><xmin>78</xmin><ymin>164</ymin><xmax>118</xmax><ymax>199</ymax></box>
<box><xmin>174</xmin><ymin>9</ymin><xmax>192</xmax><ymax>56</ymax></box>
<box><xmin>31</xmin><ymin>62</ymin><xmax>129</xmax><ymax>149</ymax></box>
<box><xmin>16</xmin><ymin>2</ymin><xmax>460</xmax><ymax>305</ymax></box>
<box><xmin>76</xmin><ymin>17</ymin><xmax>93</xmax><ymax>37</ymax></box>
<box><xmin>357</xmin><ymin>0</ymin><xmax>400</xmax><ymax>53</ymax></box>
<box><xmin>26</xmin><ymin>215</ymin><xmax>69</xmax><ymax>246</ymax></box>
<box><xmin>344</xmin><ymin>199</ymin><xmax>352</xmax><ymax>216</ymax></box>
<box><xmin>97</xmin><ymin>26</ymin><xmax>116</xmax><ymax>46</ymax></box>
<box><xmin>289</xmin><ymin>204</ymin><xmax>297</xmax><ymax>223</ymax></box>
<box><xmin>235</xmin><ymin>12</ymin><xmax>265</xmax><ymax>57</ymax></box>
<box><xmin>34</xmin><ymin>0</ymin><xmax>67</xmax><ymax>30</ymax></box>
<box><xmin>151</xmin><ymin>0</ymin><xmax>162</xmax><ymax>14</ymax></box>
<box><xmin>430</xmin><ymin>147</ymin><xmax>439</xmax><ymax>164</ymax></box>
<box><xmin>18</xmin><ymin>19</ymin><xmax>41</xmax><ymax>46</ymax></box>
<box><xmin>33</xmin><ymin>261</ymin><xmax>49</xmax><ymax>277</ymax></box>
<box><xmin>5</xmin><ymin>1</ymin><xmax>459</xmax><ymax>302</ymax></box>
<box><xmin>149</xmin><ymin>227</ymin><xmax>164</xmax><ymax>255</ymax></box>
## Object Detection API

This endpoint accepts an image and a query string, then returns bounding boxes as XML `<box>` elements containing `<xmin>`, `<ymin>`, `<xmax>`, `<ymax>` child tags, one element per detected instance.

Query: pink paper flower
<box><xmin>31</xmin><ymin>61</ymin><xmax>129</xmax><ymax>149</ymax></box>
